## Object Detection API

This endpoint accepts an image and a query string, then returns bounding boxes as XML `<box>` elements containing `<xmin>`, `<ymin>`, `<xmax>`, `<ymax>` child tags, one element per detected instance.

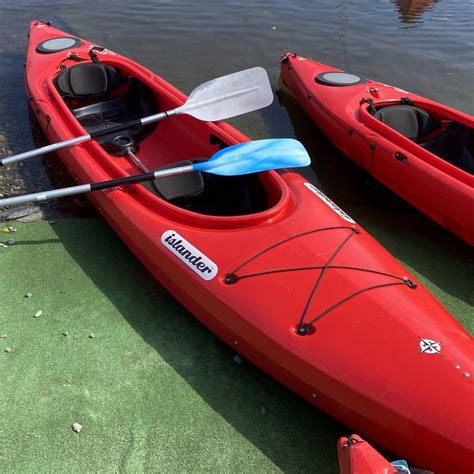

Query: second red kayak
<box><xmin>280</xmin><ymin>52</ymin><xmax>474</xmax><ymax>245</ymax></box>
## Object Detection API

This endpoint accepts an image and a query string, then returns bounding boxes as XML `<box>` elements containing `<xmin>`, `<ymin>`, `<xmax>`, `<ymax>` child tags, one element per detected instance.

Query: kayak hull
<box><xmin>280</xmin><ymin>52</ymin><xmax>474</xmax><ymax>245</ymax></box>
<box><xmin>24</xmin><ymin>22</ymin><xmax>474</xmax><ymax>473</ymax></box>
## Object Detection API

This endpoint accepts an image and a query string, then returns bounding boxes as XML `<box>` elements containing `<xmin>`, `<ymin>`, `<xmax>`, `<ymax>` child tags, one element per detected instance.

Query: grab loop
<box><xmin>360</xmin><ymin>97</ymin><xmax>377</xmax><ymax>115</ymax></box>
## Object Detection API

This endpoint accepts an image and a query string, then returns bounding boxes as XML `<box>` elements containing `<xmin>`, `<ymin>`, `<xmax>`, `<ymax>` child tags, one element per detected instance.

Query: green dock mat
<box><xmin>1</xmin><ymin>218</ymin><xmax>472</xmax><ymax>473</ymax></box>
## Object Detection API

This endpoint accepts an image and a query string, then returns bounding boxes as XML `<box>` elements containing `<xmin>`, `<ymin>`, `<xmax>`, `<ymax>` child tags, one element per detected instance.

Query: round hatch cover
<box><xmin>36</xmin><ymin>37</ymin><xmax>82</xmax><ymax>54</ymax></box>
<box><xmin>316</xmin><ymin>71</ymin><xmax>364</xmax><ymax>86</ymax></box>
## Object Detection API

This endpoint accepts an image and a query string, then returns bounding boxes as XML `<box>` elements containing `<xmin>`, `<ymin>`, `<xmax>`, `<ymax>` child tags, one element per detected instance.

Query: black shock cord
<box><xmin>224</xmin><ymin>226</ymin><xmax>417</xmax><ymax>334</ymax></box>
<box><xmin>297</xmin><ymin>228</ymin><xmax>357</xmax><ymax>331</ymax></box>
<box><xmin>231</xmin><ymin>265</ymin><xmax>410</xmax><ymax>283</ymax></box>
<box><xmin>225</xmin><ymin>226</ymin><xmax>355</xmax><ymax>282</ymax></box>
<box><xmin>304</xmin><ymin>281</ymin><xmax>409</xmax><ymax>327</ymax></box>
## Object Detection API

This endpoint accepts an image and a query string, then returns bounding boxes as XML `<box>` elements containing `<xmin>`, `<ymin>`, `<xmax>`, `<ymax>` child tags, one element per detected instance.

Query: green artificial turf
<box><xmin>0</xmin><ymin>219</ymin><xmax>342</xmax><ymax>473</ymax></box>
<box><xmin>0</xmin><ymin>218</ymin><xmax>472</xmax><ymax>473</ymax></box>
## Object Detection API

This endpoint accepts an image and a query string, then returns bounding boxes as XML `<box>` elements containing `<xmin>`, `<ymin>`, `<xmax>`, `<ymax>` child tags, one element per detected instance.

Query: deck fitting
<box><xmin>224</xmin><ymin>273</ymin><xmax>239</xmax><ymax>285</ymax></box>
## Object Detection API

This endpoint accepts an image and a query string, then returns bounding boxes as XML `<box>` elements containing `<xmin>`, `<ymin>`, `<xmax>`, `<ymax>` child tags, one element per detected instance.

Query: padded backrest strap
<box><xmin>88</xmin><ymin>46</ymin><xmax>105</xmax><ymax>63</ymax></box>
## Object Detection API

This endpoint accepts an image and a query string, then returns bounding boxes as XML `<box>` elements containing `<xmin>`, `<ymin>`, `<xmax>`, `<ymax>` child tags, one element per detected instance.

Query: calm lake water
<box><xmin>0</xmin><ymin>1</ymin><xmax>473</xmax><ymax>471</ymax></box>
<box><xmin>1</xmin><ymin>0</ymin><xmax>473</xmax><ymax>203</ymax></box>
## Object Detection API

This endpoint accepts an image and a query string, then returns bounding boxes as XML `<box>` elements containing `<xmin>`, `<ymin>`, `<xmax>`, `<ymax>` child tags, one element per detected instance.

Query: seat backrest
<box><xmin>54</xmin><ymin>63</ymin><xmax>123</xmax><ymax>99</ymax></box>
<box><xmin>150</xmin><ymin>159</ymin><xmax>268</xmax><ymax>216</ymax></box>
<box><xmin>152</xmin><ymin>160</ymin><xmax>206</xmax><ymax>202</ymax></box>
<box><xmin>374</xmin><ymin>105</ymin><xmax>437</xmax><ymax>140</ymax></box>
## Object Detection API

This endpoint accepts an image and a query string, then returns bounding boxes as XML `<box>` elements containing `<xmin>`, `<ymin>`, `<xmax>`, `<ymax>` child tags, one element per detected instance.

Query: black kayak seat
<box><xmin>54</xmin><ymin>63</ymin><xmax>123</xmax><ymax>98</ymax></box>
<box><xmin>54</xmin><ymin>62</ymin><xmax>156</xmax><ymax>155</ymax></box>
<box><xmin>150</xmin><ymin>159</ymin><xmax>267</xmax><ymax>216</ymax></box>
<box><xmin>374</xmin><ymin>105</ymin><xmax>437</xmax><ymax>140</ymax></box>
<box><xmin>151</xmin><ymin>160</ymin><xmax>205</xmax><ymax>202</ymax></box>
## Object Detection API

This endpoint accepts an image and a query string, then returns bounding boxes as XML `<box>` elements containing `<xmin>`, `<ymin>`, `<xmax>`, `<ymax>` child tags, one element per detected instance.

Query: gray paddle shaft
<box><xmin>1</xmin><ymin>135</ymin><xmax>91</xmax><ymax>165</ymax></box>
<box><xmin>0</xmin><ymin>139</ymin><xmax>310</xmax><ymax>208</ymax></box>
<box><xmin>0</xmin><ymin>112</ymin><xmax>169</xmax><ymax>166</ymax></box>
<box><xmin>0</xmin><ymin>67</ymin><xmax>272</xmax><ymax>166</ymax></box>
<box><xmin>0</xmin><ymin>164</ymin><xmax>194</xmax><ymax>207</ymax></box>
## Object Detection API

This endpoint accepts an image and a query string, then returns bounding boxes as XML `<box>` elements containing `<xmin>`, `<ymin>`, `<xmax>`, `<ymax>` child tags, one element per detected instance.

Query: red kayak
<box><xmin>280</xmin><ymin>52</ymin><xmax>474</xmax><ymax>245</ymax></box>
<box><xmin>337</xmin><ymin>435</ymin><xmax>407</xmax><ymax>474</ymax></box>
<box><xmin>23</xmin><ymin>22</ymin><xmax>474</xmax><ymax>473</ymax></box>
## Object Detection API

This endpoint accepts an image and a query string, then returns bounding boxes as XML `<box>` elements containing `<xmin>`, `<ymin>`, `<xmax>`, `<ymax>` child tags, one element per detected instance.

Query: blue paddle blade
<box><xmin>192</xmin><ymin>139</ymin><xmax>311</xmax><ymax>176</ymax></box>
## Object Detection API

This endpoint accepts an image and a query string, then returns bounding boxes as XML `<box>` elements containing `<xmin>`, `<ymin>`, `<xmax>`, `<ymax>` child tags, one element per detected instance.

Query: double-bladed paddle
<box><xmin>0</xmin><ymin>67</ymin><xmax>273</xmax><ymax>166</ymax></box>
<box><xmin>0</xmin><ymin>139</ymin><xmax>310</xmax><ymax>207</ymax></box>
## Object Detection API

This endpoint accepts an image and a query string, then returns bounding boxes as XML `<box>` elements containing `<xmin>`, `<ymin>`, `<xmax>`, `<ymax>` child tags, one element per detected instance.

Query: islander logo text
<box><xmin>161</xmin><ymin>230</ymin><xmax>218</xmax><ymax>281</ymax></box>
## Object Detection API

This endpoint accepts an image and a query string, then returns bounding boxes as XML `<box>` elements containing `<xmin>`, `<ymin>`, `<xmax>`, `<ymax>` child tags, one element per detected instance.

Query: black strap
<box><xmin>88</xmin><ymin>46</ymin><xmax>105</xmax><ymax>63</ymax></box>
<box><xmin>90</xmin><ymin>170</ymin><xmax>156</xmax><ymax>192</ymax></box>
<box><xmin>360</xmin><ymin>97</ymin><xmax>377</xmax><ymax>115</ymax></box>
<box><xmin>400</xmin><ymin>97</ymin><xmax>415</xmax><ymax>106</ymax></box>
<box><xmin>59</xmin><ymin>53</ymin><xmax>88</xmax><ymax>70</ymax></box>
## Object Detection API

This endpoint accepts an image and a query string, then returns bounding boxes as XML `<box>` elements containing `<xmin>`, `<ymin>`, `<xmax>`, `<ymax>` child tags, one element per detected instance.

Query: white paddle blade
<box><xmin>176</xmin><ymin>67</ymin><xmax>273</xmax><ymax>121</ymax></box>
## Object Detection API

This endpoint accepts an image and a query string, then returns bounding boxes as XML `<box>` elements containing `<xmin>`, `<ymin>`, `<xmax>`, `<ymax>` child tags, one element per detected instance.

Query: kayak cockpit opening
<box><xmin>55</xmin><ymin>62</ymin><xmax>159</xmax><ymax>156</ymax></box>
<box><xmin>55</xmin><ymin>62</ymin><xmax>280</xmax><ymax>217</ymax></box>
<box><xmin>146</xmin><ymin>159</ymin><xmax>268</xmax><ymax>215</ymax></box>
<box><xmin>366</xmin><ymin>99</ymin><xmax>474</xmax><ymax>174</ymax></box>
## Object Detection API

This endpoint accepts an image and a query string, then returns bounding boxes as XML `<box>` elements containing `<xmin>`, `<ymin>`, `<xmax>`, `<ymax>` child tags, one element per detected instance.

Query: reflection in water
<box><xmin>337</xmin><ymin>0</ymin><xmax>351</xmax><ymax>71</ymax></box>
<box><xmin>392</xmin><ymin>0</ymin><xmax>438</xmax><ymax>23</ymax></box>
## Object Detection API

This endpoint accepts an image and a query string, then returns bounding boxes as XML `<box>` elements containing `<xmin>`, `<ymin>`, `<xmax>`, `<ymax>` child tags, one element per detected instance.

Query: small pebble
<box><xmin>6</xmin><ymin>239</ymin><xmax>15</xmax><ymax>246</ymax></box>
<box><xmin>88</xmin><ymin>334</ymin><xmax>94</xmax><ymax>339</ymax></box>
<box><xmin>232</xmin><ymin>354</ymin><xmax>244</xmax><ymax>365</ymax></box>
<box><xmin>260</xmin><ymin>406</ymin><xmax>267</xmax><ymax>415</ymax></box>
<box><xmin>72</xmin><ymin>422</ymin><xmax>82</xmax><ymax>433</ymax></box>
<box><xmin>62</xmin><ymin>331</ymin><xmax>69</xmax><ymax>337</ymax></box>
<box><xmin>34</xmin><ymin>310</ymin><xmax>43</xmax><ymax>318</ymax></box>
<box><xmin>25</xmin><ymin>292</ymin><xmax>33</xmax><ymax>298</ymax></box>
<box><xmin>4</xmin><ymin>347</ymin><xmax>12</xmax><ymax>353</ymax></box>
<box><xmin>272</xmin><ymin>26</ymin><xmax>277</xmax><ymax>30</ymax></box>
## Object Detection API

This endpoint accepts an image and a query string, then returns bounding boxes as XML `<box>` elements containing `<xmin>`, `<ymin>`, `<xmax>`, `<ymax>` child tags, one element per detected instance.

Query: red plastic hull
<box><xmin>25</xmin><ymin>22</ymin><xmax>474</xmax><ymax>473</ymax></box>
<box><xmin>280</xmin><ymin>52</ymin><xmax>474</xmax><ymax>245</ymax></box>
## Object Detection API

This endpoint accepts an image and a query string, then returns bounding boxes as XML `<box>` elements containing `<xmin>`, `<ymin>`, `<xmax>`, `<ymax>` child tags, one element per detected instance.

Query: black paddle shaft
<box><xmin>90</xmin><ymin>170</ymin><xmax>156</xmax><ymax>191</ymax></box>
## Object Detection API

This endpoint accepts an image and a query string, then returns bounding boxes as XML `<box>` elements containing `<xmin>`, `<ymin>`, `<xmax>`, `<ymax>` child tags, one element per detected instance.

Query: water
<box><xmin>1</xmin><ymin>1</ymin><xmax>473</xmax><ymax>143</ymax></box>
<box><xmin>1</xmin><ymin>0</ymin><xmax>472</xmax><ymax>226</ymax></box>
<box><xmin>0</xmin><ymin>2</ymin><xmax>473</xmax><ymax>470</ymax></box>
